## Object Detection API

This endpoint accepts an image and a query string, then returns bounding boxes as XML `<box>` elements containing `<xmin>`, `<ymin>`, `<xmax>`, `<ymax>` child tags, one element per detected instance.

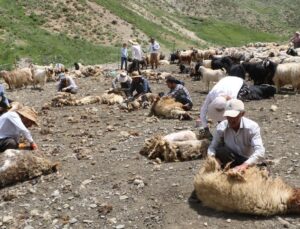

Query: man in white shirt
<box><xmin>129</xmin><ymin>39</ymin><xmax>143</xmax><ymax>73</ymax></box>
<box><xmin>208</xmin><ymin>99</ymin><xmax>265</xmax><ymax>173</ymax></box>
<box><xmin>112</xmin><ymin>71</ymin><xmax>132</xmax><ymax>96</ymax></box>
<box><xmin>0</xmin><ymin>106</ymin><xmax>38</xmax><ymax>152</ymax></box>
<box><xmin>149</xmin><ymin>38</ymin><xmax>160</xmax><ymax>69</ymax></box>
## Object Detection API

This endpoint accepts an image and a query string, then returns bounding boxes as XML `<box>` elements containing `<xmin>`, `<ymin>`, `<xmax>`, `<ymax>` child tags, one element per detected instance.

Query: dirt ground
<box><xmin>0</xmin><ymin>64</ymin><xmax>300</xmax><ymax>229</ymax></box>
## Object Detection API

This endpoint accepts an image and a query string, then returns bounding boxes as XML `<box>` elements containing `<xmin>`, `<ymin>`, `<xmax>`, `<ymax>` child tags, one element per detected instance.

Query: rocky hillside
<box><xmin>0</xmin><ymin>0</ymin><xmax>299</xmax><ymax>68</ymax></box>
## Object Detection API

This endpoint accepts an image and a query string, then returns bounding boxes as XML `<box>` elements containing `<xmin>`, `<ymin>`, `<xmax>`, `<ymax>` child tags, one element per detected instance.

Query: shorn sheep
<box><xmin>199</xmin><ymin>66</ymin><xmax>226</xmax><ymax>92</ymax></box>
<box><xmin>150</xmin><ymin>97</ymin><xmax>192</xmax><ymax>120</ymax></box>
<box><xmin>140</xmin><ymin>130</ymin><xmax>210</xmax><ymax>162</ymax></box>
<box><xmin>194</xmin><ymin>157</ymin><xmax>300</xmax><ymax>216</ymax></box>
<box><xmin>51</xmin><ymin>92</ymin><xmax>101</xmax><ymax>107</ymax></box>
<box><xmin>0</xmin><ymin>150</ymin><xmax>58</xmax><ymax>188</ymax></box>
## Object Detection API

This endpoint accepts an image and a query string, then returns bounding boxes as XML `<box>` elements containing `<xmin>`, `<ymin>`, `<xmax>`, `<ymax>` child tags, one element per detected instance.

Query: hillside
<box><xmin>0</xmin><ymin>0</ymin><xmax>299</xmax><ymax>68</ymax></box>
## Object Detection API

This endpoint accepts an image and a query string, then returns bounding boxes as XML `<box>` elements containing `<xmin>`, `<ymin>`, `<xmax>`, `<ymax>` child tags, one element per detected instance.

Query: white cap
<box><xmin>207</xmin><ymin>96</ymin><xmax>227</xmax><ymax>123</ymax></box>
<box><xmin>119</xmin><ymin>71</ymin><xmax>129</xmax><ymax>83</ymax></box>
<box><xmin>223</xmin><ymin>99</ymin><xmax>245</xmax><ymax>118</ymax></box>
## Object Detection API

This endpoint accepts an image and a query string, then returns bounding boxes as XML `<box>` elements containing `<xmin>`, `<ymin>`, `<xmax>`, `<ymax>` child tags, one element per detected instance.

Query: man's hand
<box><xmin>30</xmin><ymin>142</ymin><xmax>38</xmax><ymax>150</ymax></box>
<box><xmin>62</xmin><ymin>88</ymin><xmax>67</xmax><ymax>92</ymax></box>
<box><xmin>232</xmin><ymin>163</ymin><xmax>249</xmax><ymax>173</ymax></box>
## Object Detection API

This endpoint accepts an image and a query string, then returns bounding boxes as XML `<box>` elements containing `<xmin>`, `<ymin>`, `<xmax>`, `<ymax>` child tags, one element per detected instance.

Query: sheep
<box><xmin>30</xmin><ymin>66</ymin><xmax>53</xmax><ymax>89</ymax></box>
<box><xmin>199</xmin><ymin>66</ymin><xmax>227</xmax><ymax>92</ymax></box>
<box><xmin>0</xmin><ymin>68</ymin><xmax>33</xmax><ymax>90</ymax></box>
<box><xmin>101</xmin><ymin>91</ymin><xmax>124</xmax><ymax>105</ymax></box>
<box><xmin>0</xmin><ymin>149</ymin><xmax>58</xmax><ymax>188</ymax></box>
<box><xmin>170</xmin><ymin>51</ymin><xmax>179</xmax><ymax>64</ymax></box>
<box><xmin>211</xmin><ymin>56</ymin><xmax>233</xmax><ymax>72</ymax></box>
<box><xmin>263</xmin><ymin>60</ymin><xmax>300</xmax><ymax>92</ymax></box>
<box><xmin>150</xmin><ymin>97</ymin><xmax>192</xmax><ymax>120</ymax></box>
<box><xmin>159</xmin><ymin>60</ymin><xmax>170</xmax><ymax>66</ymax></box>
<box><xmin>282</xmin><ymin>57</ymin><xmax>300</xmax><ymax>64</ymax></box>
<box><xmin>242</xmin><ymin>62</ymin><xmax>272</xmax><ymax>85</ymax></box>
<box><xmin>140</xmin><ymin>131</ymin><xmax>210</xmax><ymax>162</ymax></box>
<box><xmin>51</xmin><ymin>92</ymin><xmax>101</xmax><ymax>107</ymax></box>
<box><xmin>194</xmin><ymin>157</ymin><xmax>300</xmax><ymax>216</ymax></box>
<box><xmin>178</xmin><ymin>50</ymin><xmax>193</xmax><ymax>65</ymax></box>
<box><xmin>120</xmin><ymin>93</ymin><xmax>159</xmax><ymax>111</ymax></box>
<box><xmin>228</xmin><ymin>64</ymin><xmax>246</xmax><ymax>79</ymax></box>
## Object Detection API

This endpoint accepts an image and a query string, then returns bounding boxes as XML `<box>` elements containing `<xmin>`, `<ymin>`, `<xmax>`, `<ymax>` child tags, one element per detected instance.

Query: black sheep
<box><xmin>170</xmin><ymin>51</ymin><xmax>179</xmax><ymax>64</ymax></box>
<box><xmin>229</xmin><ymin>64</ymin><xmax>246</xmax><ymax>79</ymax></box>
<box><xmin>211</xmin><ymin>56</ymin><xmax>233</xmax><ymax>73</ymax></box>
<box><xmin>241</xmin><ymin>62</ymin><xmax>273</xmax><ymax>85</ymax></box>
<box><xmin>286</xmin><ymin>48</ymin><xmax>298</xmax><ymax>56</ymax></box>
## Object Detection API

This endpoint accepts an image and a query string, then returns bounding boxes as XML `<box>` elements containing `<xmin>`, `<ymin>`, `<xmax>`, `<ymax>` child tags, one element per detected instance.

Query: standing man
<box><xmin>0</xmin><ymin>106</ymin><xmax>38</xmax><ymax>152</ymax></box>
<box><xmin>149</xmin><ymin>37</ymin><xmax>160</xmax><ymax>69</ymax></box>
<box><xmin>121</xmin><ymin>43</ymin><xmax>128</xmax><ymax>70</ymax></box>
<box><xmin>207</xmin><ymin>99</ymin><xmax>265</xmax><ymax>172</ymax></box>
<box><xmin>165</xmin><ymin>76</ymin><xmax>193</xmax><ymax>111</ymax></box>
<box><xmin>129</xmin><ymin>39</ymin><xmax>143</xmax><ymax>72</ymax></box>
<box><xmin>290</xmin><ymin>31</ymin><xmax>300</xmax><ymax>49</ymax></box>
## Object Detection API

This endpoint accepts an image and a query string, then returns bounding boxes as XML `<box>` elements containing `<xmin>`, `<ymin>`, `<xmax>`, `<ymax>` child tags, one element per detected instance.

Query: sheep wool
<box><xmin>194</xmin><ymin>157</ymin><xmax>300</xmax><ymax>216</ymax></box>
<box><xmin>0</xmin><ymin>150</ymin><xmax>58</xmax><ymax>188</ymax></box>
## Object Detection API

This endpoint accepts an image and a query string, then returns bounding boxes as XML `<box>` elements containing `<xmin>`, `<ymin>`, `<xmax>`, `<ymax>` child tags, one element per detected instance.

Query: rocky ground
<box><xmin>0</xmin><ymin>64</ymin><xmax>299</xmax><ymax>229</ymax></box>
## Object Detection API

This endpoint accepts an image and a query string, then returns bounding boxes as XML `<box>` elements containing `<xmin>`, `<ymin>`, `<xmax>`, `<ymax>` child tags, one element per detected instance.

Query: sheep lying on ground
<box><xmin>150</xmin><ymin>97</ymin><xmax>192</xmax><ymax>120</ymax></box>
<box><xmin>140</xmin><ymin>130</ymin><xmax>210</xmax><ymax>162</ymax></box>
<box><xmin>121</xmin><ymin>93</ymin><xmax>159</xmax><ymax>111</ymax></box>
<box><xmin>199</xmin><ymin>66</ymin><xmax>227</xmax><ymax>91</ymax></box>
<box><xmin>0</xmin><ymin>68</ymin><xmax>33</xmax><ymax>90</ymax></box>
<box><xmin>101</xmin><ymin>91</ymin><xmax>124</xmax><ymax>105</ymax></box>
<box><xmin>51</xmin><ymin>92</ymin><xmax>101</xmax><ymax>107</ymax></box>
<box><xmin>194</xmin><ymin>157</ymin><xmax>300</xmax><ymax>216</ymax></box>
<box><xmin>0</xmin><ymin>150</ymin><xmax>58</xmax><ymax>188</ymax></box>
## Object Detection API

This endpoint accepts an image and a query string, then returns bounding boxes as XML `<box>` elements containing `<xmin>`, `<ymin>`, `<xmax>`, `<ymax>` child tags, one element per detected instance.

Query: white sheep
<box><xmin>199</xmin><ymin>66</ymin><xmax>227</xmax><ymax>92</ymax></box>
<box><xmin>30</xmin><ymin>66</ymin><xmax>53</xmax><ymax>89</ymax></box>
<box><xmin>272</xmin><ymin>63</ymin><xmax>300</xmax><ymax>92</ymax></box>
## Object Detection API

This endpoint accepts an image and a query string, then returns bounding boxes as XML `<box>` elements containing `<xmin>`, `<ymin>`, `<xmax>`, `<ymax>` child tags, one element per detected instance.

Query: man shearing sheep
<box><xmin>208</xmin><ymin>99</ymin><xmax>265</xmax><ymax>173</ymax></box>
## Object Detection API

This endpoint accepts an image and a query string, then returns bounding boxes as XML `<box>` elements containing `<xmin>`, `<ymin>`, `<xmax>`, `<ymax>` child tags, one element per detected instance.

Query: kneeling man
<box><xmin>208</xmin><ymin>99</ymin><xmax>265</xmax><ymax>173</ymax></box>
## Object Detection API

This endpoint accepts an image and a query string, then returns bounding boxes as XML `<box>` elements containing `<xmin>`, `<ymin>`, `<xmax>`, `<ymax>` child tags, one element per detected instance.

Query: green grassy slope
<box><xmin>0</xmin><ymin>0</ymin><xmax>298</xmax><ymax>68</ymax></box>
<box><xmin>0</xmin><ymin>0</ymin><xmax>119</xmax><ymax>69</ymax></box>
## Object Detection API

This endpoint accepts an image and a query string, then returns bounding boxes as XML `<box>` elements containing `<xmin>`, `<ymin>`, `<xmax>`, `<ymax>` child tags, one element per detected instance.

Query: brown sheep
<box><xmin>178</xmin><ymin>50</ymin><xmax>193</xmax><ymax>65</ymax></box>
<box><xmin>0</xmin><ymin>68</ymin><xmax>33</xmax><ymax>90</ymax></box>
<box><xmin>150</xmin><ymin>97</ymin><xmax>192</xmax><ymax>120</ymax></box>
<box><xmin>194</xmin><ymin>157</ymin><xmax>300</xmax><ymax>216</ymax></box>
<box><xmin>0</xmin><ymin>150</ymin><xmax>58</xmax><ymax>188</ymax></box>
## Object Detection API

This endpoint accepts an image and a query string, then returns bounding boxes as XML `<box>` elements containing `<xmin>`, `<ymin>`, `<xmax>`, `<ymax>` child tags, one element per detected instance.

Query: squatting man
<box><xmin>207</xmin><ymin>99</ymin><xmax>265</xmax><ymax>173</ymax></box>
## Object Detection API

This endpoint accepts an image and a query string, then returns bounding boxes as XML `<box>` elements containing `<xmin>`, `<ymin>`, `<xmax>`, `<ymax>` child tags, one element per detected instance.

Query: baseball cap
<box><xmin>223</xmin><ymin>99</ymin><xmax>245</xmax><ymax>118</ymax></box>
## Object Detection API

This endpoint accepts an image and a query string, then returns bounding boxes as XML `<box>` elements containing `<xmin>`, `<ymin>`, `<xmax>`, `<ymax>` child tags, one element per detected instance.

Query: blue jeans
<box><xmin>121</xmin><ymin>57</ymin><xmax>127</xmax><ymax>70</ymax></box>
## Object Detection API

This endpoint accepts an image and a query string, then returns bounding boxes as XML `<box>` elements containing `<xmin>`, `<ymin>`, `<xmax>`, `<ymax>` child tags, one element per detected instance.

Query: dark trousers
<box><xmin>176</xmin><ymin>96</ymin><xmax>193</xmax><ymax>111</ymax></box>
<box><xmin>0</xmin><ymin>138</ymin><xmax>18</xmax><ymax>152</ymax></box>
<box><xmin>121</xmin><ymin>57</ymin><xmax>127</xmax><ymax>70</ymax></box>
<box><xmin>215</xmin><ymin>146</ymin><xmax>248</xmax><ymax>168</ymax></box>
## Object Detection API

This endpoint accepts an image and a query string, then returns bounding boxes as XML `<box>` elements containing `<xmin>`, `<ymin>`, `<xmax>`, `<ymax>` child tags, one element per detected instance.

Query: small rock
<box><xmin>51</xmin><ymin>190</ymin><xmax>60</xmax><ymax>197</ymax></box>
<box><xmin>204</xmin><ymin>222</ymin><xmax>208</xmax><ymax>227</ymax></box>
<box><xmin>69</xmin><ymin>218</ymin><xmax>78</xmax><ymax>224</ymax></box>
<box><xmin>107</xmin><ymin>217</ymin><xmax>117</xmax><ymax>224</ymax></box>
<box><xmin>226</xmin><ymin>219</ymin><xmax>231</xmax><ymax>223</ymax></box>
<box><xmin>119</xmin><ymin>195</ymin><xmax>128</xmax><ymax>200</ymax></box>
<box><xmin>2</xmin><ymin>215</ymin><xmax>13</xmax><ymax>223</ymax></box>
<box><xmin>90</xmin><ymin>204</ymin><xmax>97</xmax><ymax>209</ymax></box>
<box><xmin>277</xmin><ymin>217</ymin><xmax>290</xmax><ymax>228</ymax></box>
<box><xmin>270</xmin><ymin>105</ymin><xmax>278</xmax><ymax>112</ymax></box>
<box><xmin>83</xmin><ymin>220</ymin><xmax>93</xmax><ymax>224</ymax></box>
<box><xmin>30</xmin><ymin>209</ymin><xmax>40</xmax><ymax>217</ymax></box>
<box><xmin>116</xmin><ymin>225</ymin><xmax>125</xmax><ymax>229</ymax></box>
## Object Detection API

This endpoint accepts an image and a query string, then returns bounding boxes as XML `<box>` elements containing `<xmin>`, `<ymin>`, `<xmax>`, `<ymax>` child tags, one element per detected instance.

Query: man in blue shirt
<box><xmin>129</xmin><ymin>71</ymin><xmax>151</xmax><ymax>99</ymax></box>
<box><xmin>0</xmin><ymin>84</ymin><xmax>11</xmax><ymax>114</ymax></box>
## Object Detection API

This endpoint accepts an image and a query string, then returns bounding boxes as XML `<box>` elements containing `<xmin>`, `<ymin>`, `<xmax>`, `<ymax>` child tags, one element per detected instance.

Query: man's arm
<box><xmin>200</xmin><ymin>95</ymin><xmax>212</xmax><ymax>128</ymax></box>
<box><xmin>244</xmin><ymin>125</ymin><xmax>265</xmax><ymax>166</ymax></box>
<box><xmin>112</xmin><ymin>77</ymin><xmax>118</xmax><ymax>89</ymax></box>
<box><xmin>207</xmin><ymin>126</ymin><xmax>223</xmax><ymax>157</ymax></box>
<box><xmin>64</xmin><ymin>78</ymin><xmax>77</xmax><ymax>90</ymax></box>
